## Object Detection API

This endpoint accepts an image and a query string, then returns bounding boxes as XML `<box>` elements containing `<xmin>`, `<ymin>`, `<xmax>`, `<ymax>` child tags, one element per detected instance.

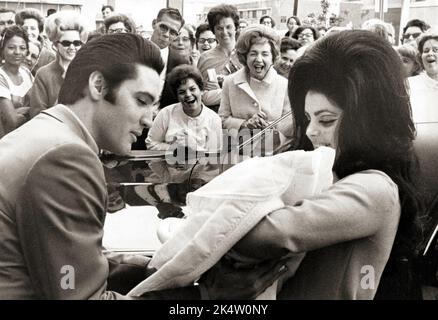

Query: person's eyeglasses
<box><xmin>403</xmin><ymin>32</ymin><xmax>421</xmax><ymax>40</ymax></box>
<box><xmin>298</xmin><ymin>33</ymin><xmax>314</xmax><ymax>39</ymax></box>
<box><xmin>58</xmin><ymin>40</ymin><xmax>83</xmax><ymax>47</ymax></box>
<box><xmin>108</xmin><ymin>28</ymin><xmax>128</xmax><ymax>34</ymax></box>
<box><xmin>173</xmin><ymin>36</ymin><xmax>190</xmax><ymax>43</ymax></box>
<box><xmin>0</xmin><ymin>20</ymin><xmax>14</xmax><ymax>26</ymax></box>
<box><xmin>158</xmin><ymin>23</ymin><xmax>179</xmax><ymax>38</ymax></box>
<box><xmin>198</xmin><ymin>38</ymin><xmax>216</xmax><ymax>44</ymax></box>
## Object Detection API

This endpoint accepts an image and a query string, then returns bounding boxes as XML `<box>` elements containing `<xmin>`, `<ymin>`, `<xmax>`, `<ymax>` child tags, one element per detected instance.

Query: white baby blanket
<box><xmin>128</xmin><ymin>147</ymin><xmax>336</xmax><ymax>298</ymax></box>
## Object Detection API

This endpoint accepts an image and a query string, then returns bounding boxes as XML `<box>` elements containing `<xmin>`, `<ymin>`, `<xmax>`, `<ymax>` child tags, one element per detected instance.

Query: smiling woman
<box><xmin>29</xmin><ymin>10</ymin><xmax>88</xmax><ymax>118</ymax></box>
<box><xmin>146</xmin><ymin>65</ymin><xmax>222</xmax><ymax>153</ymax></box>
<box><xmin>218</xmin><ymin>25</ymin><xmax>293</xmax><ymax>141</ymax></box>
<box><xmin>0</xmin><ymin>25</ymin><xmax>33</xmax><ymax>138</ymax></box>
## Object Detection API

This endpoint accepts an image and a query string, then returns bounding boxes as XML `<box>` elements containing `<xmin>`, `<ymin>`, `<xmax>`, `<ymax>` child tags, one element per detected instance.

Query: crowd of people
<box><xmin>0</xmin><ymin>3</ymin><xmax>437</xmax><ymax>300</ymax></box>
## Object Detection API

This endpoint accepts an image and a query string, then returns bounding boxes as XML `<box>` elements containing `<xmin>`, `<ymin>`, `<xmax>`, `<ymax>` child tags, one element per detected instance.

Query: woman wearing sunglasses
<box><xmin>29</xmin><ymin>11</ymin><xmax>87</xmax><ymax>118</ymax></box>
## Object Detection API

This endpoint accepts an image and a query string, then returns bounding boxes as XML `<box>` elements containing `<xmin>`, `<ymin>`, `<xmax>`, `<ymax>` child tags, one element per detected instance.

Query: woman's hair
<box><xmin>292</xmin><ymin>26</ymin><xmax>320</xmax><ymax>41</ymax></box>
<box><xmin>104</xmin><ymin>13</ymin><xmax>136</xmax><ymax>33</ymax></box>
<box><xmin>207</xmin><ymin>4</ymin><xmax>239</xmax><ymax>32</ymax></box>
<box><xmin>417</xmin><ymin>32</ymin><xmax>438</xmax><ymax>54</ymax></box>
<box><xmin>101</xmin><ymin>5</ymin><xmax>114</xmax><ymax>13</ymax></box>
<box><xmin>236</xmin><ymin>25</ymin><xmax>280</xmax><ymax>67</ymax></box>
<box><xmin>195</xmin><ymin>23</ymin><xmax>211</xmax><ymax>42</ymax></box>
<box><xmin>280</xmin><ymin>36</ymin><xmax>302</xmax><ymax>52</ymax></box>
<box><xmin>1</xmin><ymin>25</ymin><xmax>29</xmax><ymax>54</ymax></box>
<box><xmin>287</xmin><ymin>16</ymin><xmax>301</xmax><ymax>26</ymax></box>
<box><xmin>180</xmin><ymin>24</ymin><xmax>196</xmax><ymax>47</ymax></box>
<box><xmin>167</xmin><ymin>64</ymin><xmax>204</xmax><ymax>98</ymax></box>
<box><xmin>288</xmin><ymin>30</ymin><xmax>423</xmax><ymax>273</ymax></box>
<box><xmin>259</xmin><ymin>15</ymin><xmax>275</xmax><ymax>28</ymax></box>
<box><xmin>403</xmin><ymin>19</ymin><xmax>430</xmax><ymax>35</ymax></box>
<box><xmin>396</xmin><ymin>43</ymin><xmax>422</xmax><ymax>76</ymax></box>
<box><xmin>15</xmin><ymin>8</ymin><xmax>45</xmax><ymax>33</ymax></box>
<box><xmin>44</xmin><ymin>10</ymin><xmax>88</xmax><ymax>43</ymax></box>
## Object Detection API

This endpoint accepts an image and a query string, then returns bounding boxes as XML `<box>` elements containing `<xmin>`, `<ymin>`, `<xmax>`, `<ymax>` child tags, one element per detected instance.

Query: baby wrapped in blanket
<box><xmin>128</xmin><ymin>147</ymin><xmax>336</xmax><ymax>299</ymax></box>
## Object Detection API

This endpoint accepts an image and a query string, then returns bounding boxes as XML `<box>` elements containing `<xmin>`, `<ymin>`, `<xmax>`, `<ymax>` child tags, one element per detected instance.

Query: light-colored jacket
<box><xmin>218</xmin><ymin>67</ymin><xmax>293</xmax><ymax>137</ymax></box>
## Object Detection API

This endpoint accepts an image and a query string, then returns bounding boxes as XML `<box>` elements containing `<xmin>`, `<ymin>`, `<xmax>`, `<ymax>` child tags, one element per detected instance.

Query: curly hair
<box><xmin>15</xmin><ymin>8</ymin><xmax>45</xmax><ymax>33</ymax></box>
<box><xmin>397</xmin><ymin>43</ymin><xmax>422</xmax><ymax>76</ymax></box>
<box><xmin>44</xmin><ymin>10</ymin><xmax>88</xmax><ymax>43</ymax></box>
<box><xmin>236</xmin><ymin>25</ymin><xmax>280</xmax><ymax>67</ymax></box>
<box><xmin>0</xmin><ymin>25</ymin><xmax>29</xmax><ymax>54</ymax></box>
<box><xmin>207</xmin><ymin>4</ymin><xmax>239</xmax><ymax>32</ymax></box>
<box><xmin>167</xmin><ymin>64</ymin><xmax>204</xmax><ymax>97</ymax></box>
<box><xmin>104</xmin><ymin>13</ymin><xmax>136</xmax><ymax>33</ymax></box>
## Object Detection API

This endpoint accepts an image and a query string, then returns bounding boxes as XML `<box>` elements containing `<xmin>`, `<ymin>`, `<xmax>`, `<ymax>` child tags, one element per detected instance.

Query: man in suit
<box><xmin>0</xmin><ymin>33</ymin><xmax>286</xmax><ymax>299</ymax></box>
<box><xmin>131</xmin><ymin>7</ymin><xmax>185</xmax><ymax>150</ymax></box>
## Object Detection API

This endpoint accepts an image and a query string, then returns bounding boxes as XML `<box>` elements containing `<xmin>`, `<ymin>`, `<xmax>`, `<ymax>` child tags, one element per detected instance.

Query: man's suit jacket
<box><xmin>0</xmin><ymin>104</ymin><xmax>126</xmax><ymax>299</ymax></box>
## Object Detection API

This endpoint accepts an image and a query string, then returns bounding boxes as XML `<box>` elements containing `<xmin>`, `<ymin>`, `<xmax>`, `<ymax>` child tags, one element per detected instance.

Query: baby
<box><xmin>129</xmin><ymin>147</ymin><xmax>335</xmax><ymax>299</ymax></box>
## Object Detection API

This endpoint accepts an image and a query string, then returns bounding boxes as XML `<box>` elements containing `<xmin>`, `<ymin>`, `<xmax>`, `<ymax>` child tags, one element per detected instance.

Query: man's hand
<box><xmin>199</xmin><ymin>258</ymin><xmax>288</xmax><ymax>300</ymax></box>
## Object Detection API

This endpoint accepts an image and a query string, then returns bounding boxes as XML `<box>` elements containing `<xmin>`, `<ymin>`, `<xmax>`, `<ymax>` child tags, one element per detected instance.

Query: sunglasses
<box><xmin>198</xmin><ymin>38</ymin><xmax>217</xmax><ymax>44</ymax></box>
<box><xmin>108</xmin><ymin>28</ymin><xmax>128</xmax><ymax>34</ymax></box>
<box><xmin>158</xmin><ymin>23</ymin><xmax>179</xmax><ymax>38</ymax></box>
<box><xmin>403</xmin><ymin>32</ymin><xmax>421</xmax><ymax>40</ymax></box>
<box><xmin>58</xmin><ymin>40</ymin><xmax>83</xmax><ymax>47</ymax></box>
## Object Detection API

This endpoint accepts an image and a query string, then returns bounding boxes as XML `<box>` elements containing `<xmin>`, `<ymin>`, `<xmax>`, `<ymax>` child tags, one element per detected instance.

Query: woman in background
<box><xmin>407</xmin><ymin>32</ymin><xmax>438</xmax><ymax>124</ymax></box>
<box><xmin>218</xmin><ymin>25</ymin><xmax>292</xmax><ymax>141</ymax></box>
<box><xmin>170</xmin><ymin>24</ymin><xmax>200</xmax><ymax>66</ymax></box>
<box><xmin>15</xmin><ymin>8</ymin><xmax>55</xmax><ymax>74</ymax></box>
<box><xmin>104</xmin><ymin>13</ymin><xmax>136</xmax><ymax>34</ymax></box>
<box><xmin>0</xmin><ymin>25</ymin><xmax>33</xmax><ymax>138</ymax></box>
<box><xmin>29</xmin><ymin>11</ymin><xmax>87</xmax><ymax>118</ymax></box>
<box><xmin>197</xmin><ymin>4</ymin><xmax>243</xmax><ymax>111</ymax></box>
<box><xmin>396</xmin><ymin>44</ymin><xmax>422</xmax><ymax>78</ymax></box>
<box><xmin>147</xmin><ymin>65</ymin><xmax>222</xmax><ymax>152</ymax></box>
<box><xmin>274</xmin><ymin>37</ymin><xmax>301</xmax><ymax>78</ymax></box>
<box><xmin>195</xmin><ymin>23</ymin><xmax>217</xmax><ymax>55</ymax></box>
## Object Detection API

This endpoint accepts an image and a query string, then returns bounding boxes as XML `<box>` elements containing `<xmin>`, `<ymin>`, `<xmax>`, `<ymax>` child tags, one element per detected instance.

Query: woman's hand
<box><xmin>199</xmin><ymin>258</ymin><xmax>288</xmax><ymax>300</ymax></box>
<box><xmin>241</xmin><ymin>111</ymin><xmax>269</xmax><ymax>130</ymax></box>
<box><xmin>204</xmin><ymin>80</ymin><xmax>220</xmax><ymax>91</ymax></box>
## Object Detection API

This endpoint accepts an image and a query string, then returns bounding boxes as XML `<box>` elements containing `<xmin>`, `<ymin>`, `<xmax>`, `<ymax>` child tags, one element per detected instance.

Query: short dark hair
<box><xmin>167</xmin><ymin>64</ymin><xmax>204</xmax><ymax>97</ymax></box>
<box><xmin>288</xmin><ymin>30</ymin><xmax>422</xmax><ymax>262</ymax></box>
<box><xmin>15</xmin><ymin>8</ymin><xmax>45</xmax><ymax>33</ymax></box>
<box><xmin>280</xmin><ymin>37</ymin><xmax>302</xmax><ymax>52</ymax></box>
<box><xmin>195</xmin><ymin>23</ymin><xmax>211</xmax><ymax>41</ymax></box>
<box><xmin>58</xmin><ymin>33</ymin><xmax>164</xmax><ymax>105</ymax></box>
<box><xmin>101</xmin><ymin>5</ymin><xmax>114</xmax><ymax>13</ymax></box>
<box><xmin>292</xmin><ymin>26</ymin><xmax>319</xmax><ymax>41</ymax></box>
<box><xmin>259</xmin><ymin>15</ymin><xmax>275</xmax><ymax>28</ymax></box>
<box><xmin>403</xmin><ymin>19</ymin><xmax>430</xmax><ymax>35</ymax></box>
<box><xmin>207</xmin><ymin>4</ymin><xmax>239</xmax><ymax>32</ymax></box>
<box><xmin>156</xmin><ymin>7</ymin><xmax>185</xmax><ymax>26</ymax></box>
<box><xmin>417</xmin><ymin>33</ymin><xmax>438</xmax><ymax>54</ymax></box>
<box><xmin>0</xmin><ymin>25</ymin><xmax>29</xmax><ymax>53</ymax></box>
<box><xmin>396</xmin><ymin>44</ymin><xmax>422</xmax><ymax>76</ymax></box>
<box><xmin>287</xmin><ymin>16</ymin><xmax>301</xmax><ymax>26</ymax></box>
<box><xmin>236</xmin><ymin>25</ymin><xmax>280</xmax><ymax>67</ymax></box>
<box><xmin>47</xmin><ymin>9</ymin><xmax>56</xmax><ymax>16</ymax></box>
<box><xmin>104</xmin><ymin>13</ymin><xmax>136</xmax><ymax>33</ymax></box>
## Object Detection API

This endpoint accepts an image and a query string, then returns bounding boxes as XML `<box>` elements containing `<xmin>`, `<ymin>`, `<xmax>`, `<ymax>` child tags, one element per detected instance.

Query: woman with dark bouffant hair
<box><xmin>235</xmin><ymin>30</ymin><xmax>424</xmax><ymax>299</ymax></box>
